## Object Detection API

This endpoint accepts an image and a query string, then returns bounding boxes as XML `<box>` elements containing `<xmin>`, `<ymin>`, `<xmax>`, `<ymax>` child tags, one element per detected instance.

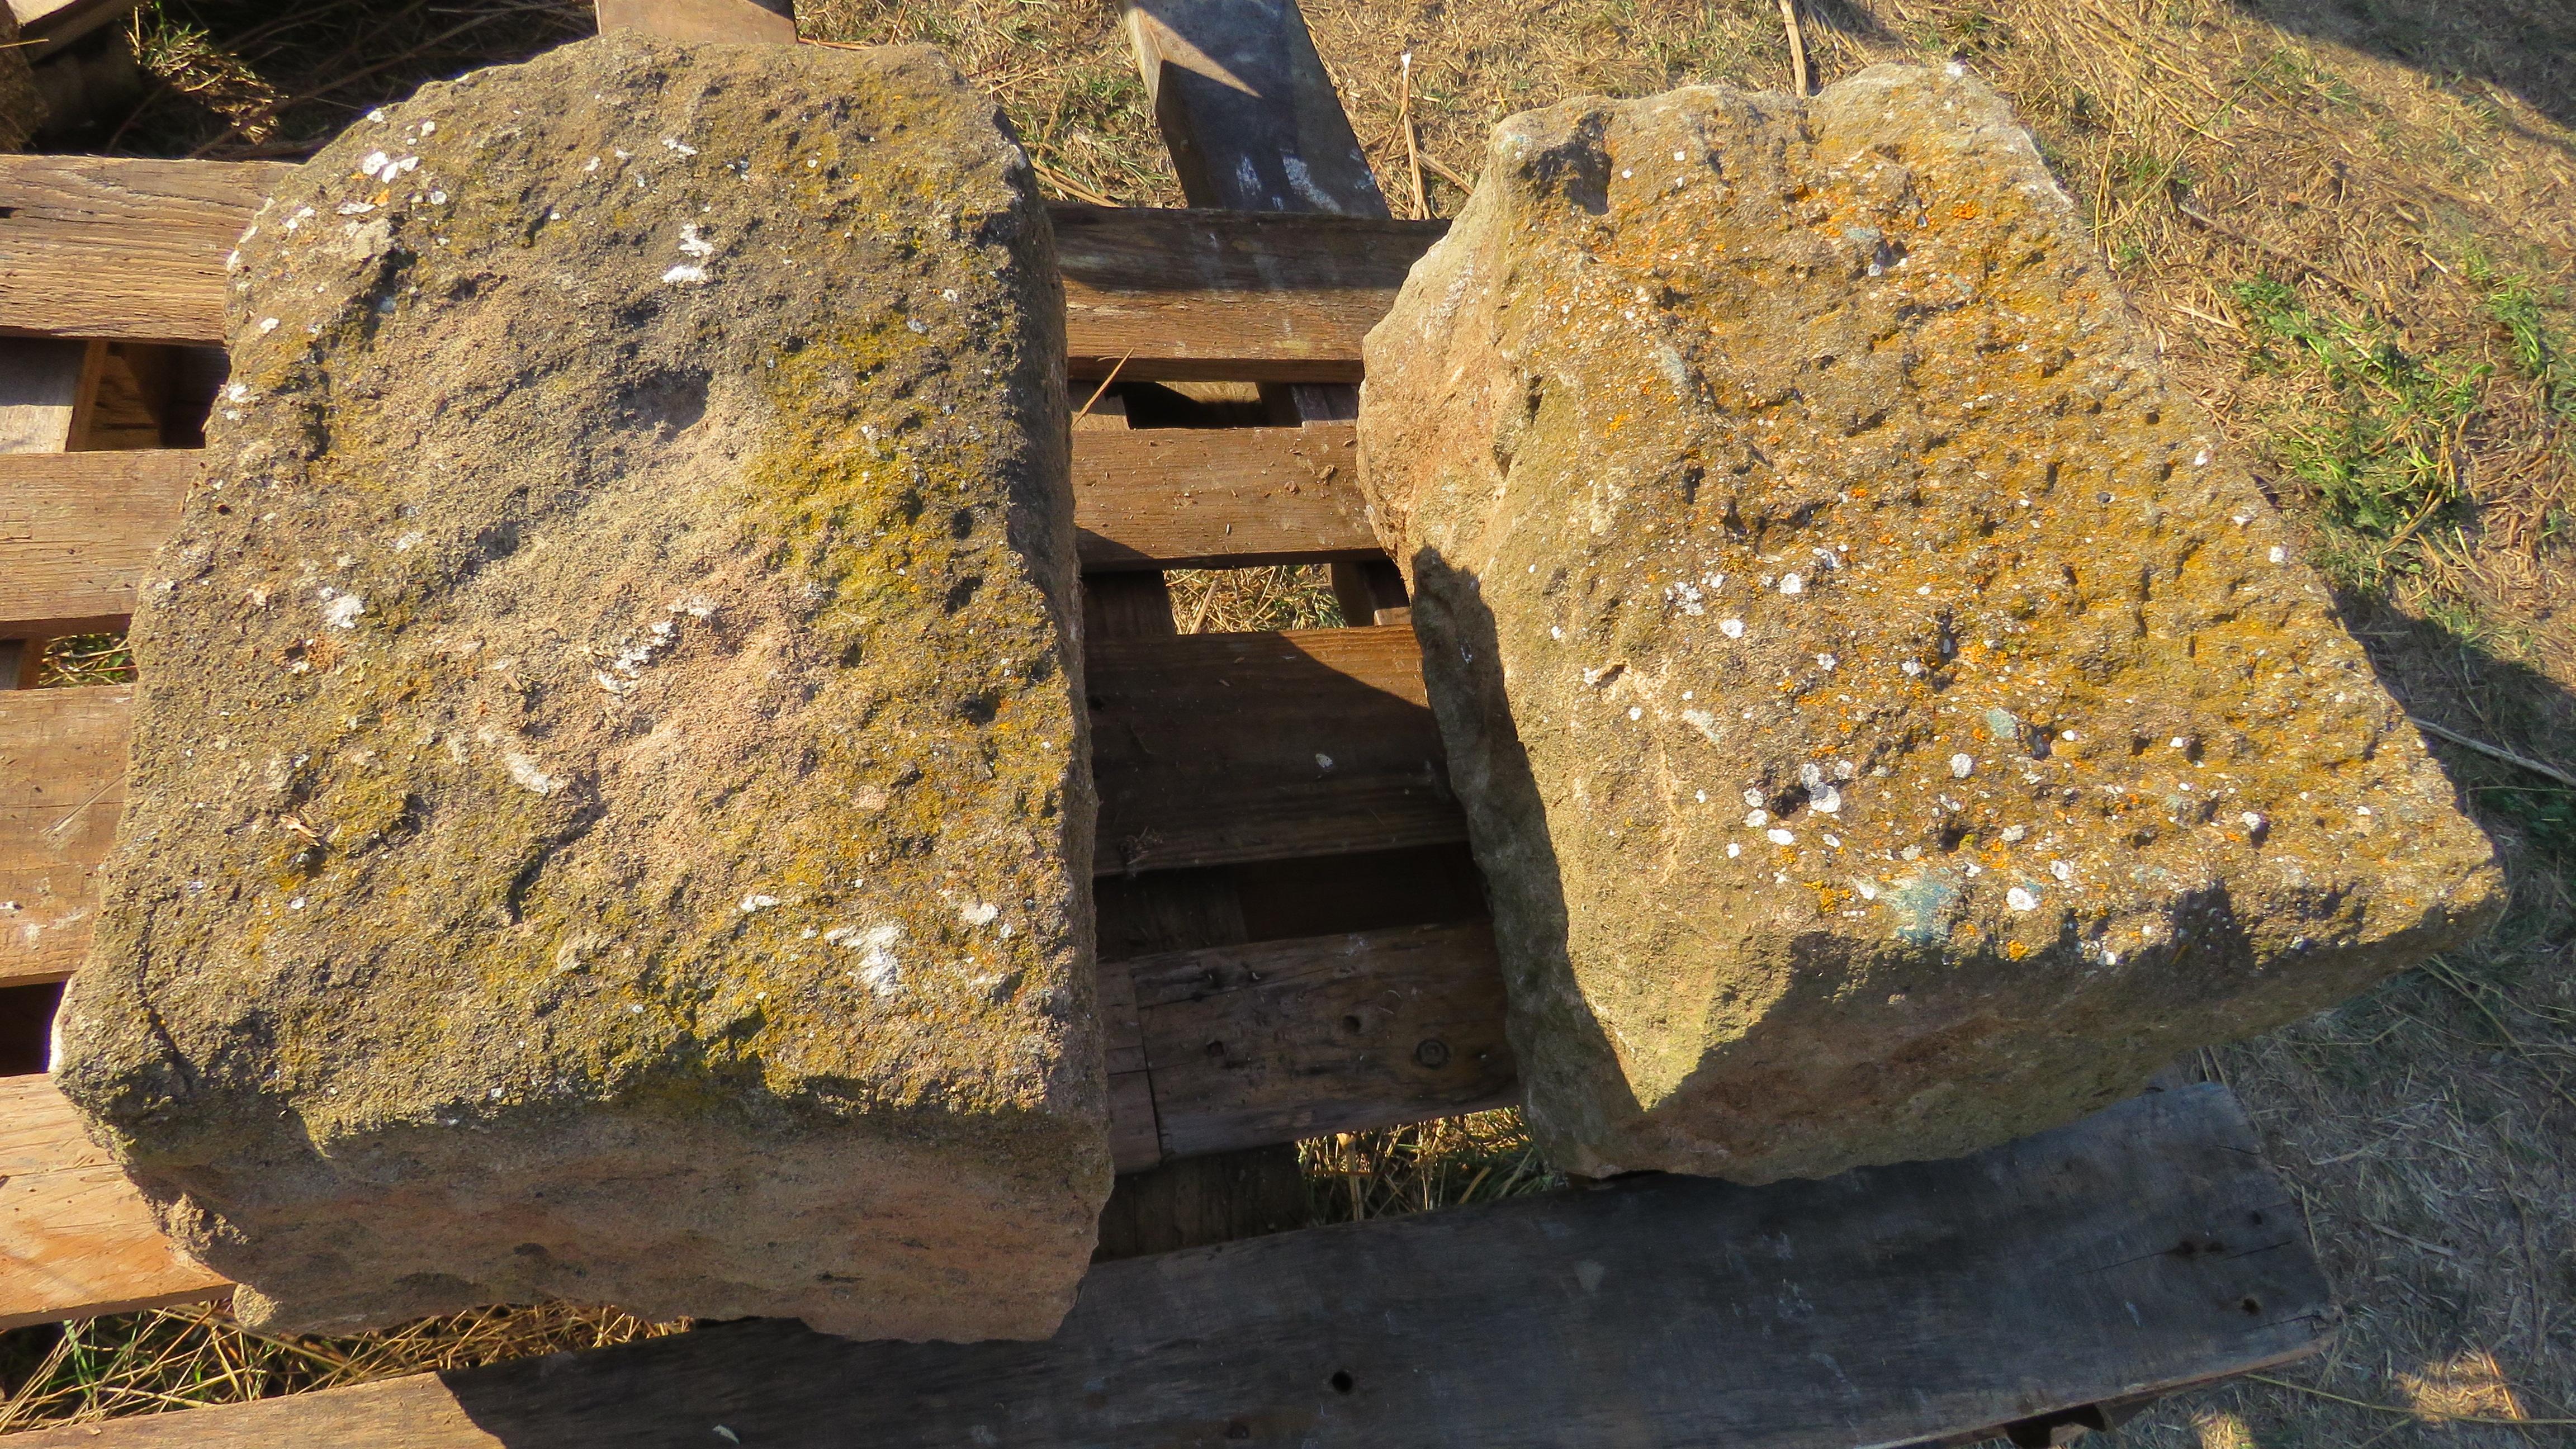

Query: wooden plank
<box><xmin>1053</xmin><ymin>206</ymin><xmax>1431</xmax><ymax>382</ymax></box>
<box><xmin>0</xmin><ymin>428</ymin><xmax>1372</xmax><ymax>637</ymax></box>
<box><xmin>1089</xmin><ymin>624</ymin><xmax>1460</xmax><ymax>874</ymax></box>
<box><xmin>1121</xmin><ymin>0</ymin><xmax>1387</xmax><ymax>216</ymax></box>
<box><xmin>0</xmin><ymin>684</ymin><xmax>126</xmax><ymax>986</ymax></box>
<box><xmin>593</xmin><ymin>0</ymin><xmax>795</xmax><ymax>44</ymax></box>
<box><xmin>0</xmin><ymin>448</ymin><xmax>190</xmax><ymax>637</ymax></box>
<box><xmin>2</xmin><ymin>1085</ymin><xmax>2330</xmax><ymax>1449</ymax></box>
<box><xmin>0</xmin><ymin>1073</ymin><xmax>230</xmax><ymax>1330</ymax></box>
<box><xmin>1073</xmin><ymin>422</ymin><xmax>1371</xmax><ymax>569</ymax></box>
<box><xmin>1133</xmin><ymin>919</ymin><xmax>1512</xmax><ymax>1158</ymax></box>
<box><xmin>0</xmin><ymin>157</ymin><xmax>1441</xmax><ymax>376</ymax></box>
<box><xmin>0</xmin><ymin>157</ymin><xmax>285</xmax><ymax>347</ymax></box>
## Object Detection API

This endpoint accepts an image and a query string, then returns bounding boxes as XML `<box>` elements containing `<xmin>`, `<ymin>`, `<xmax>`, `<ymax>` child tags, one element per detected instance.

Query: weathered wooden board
<box><xmin>1120</xmin><ymin>0</ymin><xmax>1386</xmax><ymax>217</ymax></box>
<box><xmin>0</xmin><ymin>684</ymin><xmax>126</xmax><ymax>986</ymax></box>
<box><xmin>593</xmin><ymin>0</ymin><xmax>794</xmax><ymax>44</ymax></box>
<box><xmin>0</xmin><ymin>427</ymin><xmax>1374</xmax><ymax>636</ymax></box>
<box><xmin>1132</xmin><ymin>919</ymin><xmax>1512</xmax><ymax>1157</ymax></box>
<box><xmin>0</xmin><ymin>448</ymin><xmax>191</xmax><ymax>637</ymax></box>
<box><xmin>0</xmin><ymin>157</ymin><xmax>1439</xmax><ymax>376</ymax></box>
<box><xmin>1072</xmin><ymin>422</ymin><xmax>1373</xmax><ymax>569</ymax></box>
<box><xmin>1088</xmin><ymin>624</ymin><xmax>1461</xmax><ymax>875</ymax></box>
<box><xmin>3</xmin><ymin>1085</ymin><xmax>2328</xmax><ymax>1449</ymax></box>
<box><xmin>0</xmin><ymin>1073</ymin><xmax>230</xmax><ymax>1330</ymax></box>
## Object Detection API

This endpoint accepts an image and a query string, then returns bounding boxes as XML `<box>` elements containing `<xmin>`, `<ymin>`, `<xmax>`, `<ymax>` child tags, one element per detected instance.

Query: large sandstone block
<box><xmin>1359</xmin><ymin>65</ymin><xmax>2501</xmax><ymax>1183</ymax></box>
<box><xmin>57</xmin><ymin>34</ymin><xmax>1105</xmax><ymax>1338</ymax></box>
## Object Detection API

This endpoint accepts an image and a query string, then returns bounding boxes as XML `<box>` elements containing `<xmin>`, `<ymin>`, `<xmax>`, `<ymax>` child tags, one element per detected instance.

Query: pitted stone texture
<box><xmin>58</xmin><ymin>34</ymin><xmax>1104</xmax><ymax>1339</ymax></box>
<box><xmin>1358</xmin><ymin>65</ymin><xmax>2501</xmax><ymax>1184</ymax></box>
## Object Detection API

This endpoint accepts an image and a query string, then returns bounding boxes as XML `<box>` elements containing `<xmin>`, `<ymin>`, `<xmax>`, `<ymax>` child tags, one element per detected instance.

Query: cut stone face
<box><xmin>56</xmin><ymin>34</ymin><xmax>1105</xmax><ymax>1339</ymax></box>
<box><xmin>1358</xmin><ymin>65</ymin><xmax>2502</xmax><ymax>1183</ymax></box>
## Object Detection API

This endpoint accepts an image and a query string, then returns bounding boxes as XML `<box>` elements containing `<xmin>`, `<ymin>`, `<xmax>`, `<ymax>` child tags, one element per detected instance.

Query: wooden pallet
<box><xmin>0</xmin><ymin>1</ymin><xmax>2333</xmax><ymax>1442</ymax></box>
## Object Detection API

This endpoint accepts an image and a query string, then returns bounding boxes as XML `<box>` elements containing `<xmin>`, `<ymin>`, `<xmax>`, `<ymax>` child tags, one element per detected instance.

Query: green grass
<box><xmin>2232</xmin><ymin>275</ymin><xmax>2487</xmax><ymax>590</ymax></box>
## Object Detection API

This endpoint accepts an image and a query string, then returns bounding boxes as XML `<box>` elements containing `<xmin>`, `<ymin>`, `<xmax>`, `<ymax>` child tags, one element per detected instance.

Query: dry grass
<box><xmin>7</xmin><ymin>0</ymin><xmax>2574</xmax><ymax>1440</ymax></box>
<box><xmin>0</xmin><ymin>1301</ymin><xmax>680</xmax><ymax>1429</ymax></box>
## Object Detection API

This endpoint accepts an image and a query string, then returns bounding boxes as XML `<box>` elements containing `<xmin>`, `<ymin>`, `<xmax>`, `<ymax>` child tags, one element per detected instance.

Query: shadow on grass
<box><xmin>2229</xmin><ymin>0</ymin><xmax>2576</xmax><ymax>133</ymax></box>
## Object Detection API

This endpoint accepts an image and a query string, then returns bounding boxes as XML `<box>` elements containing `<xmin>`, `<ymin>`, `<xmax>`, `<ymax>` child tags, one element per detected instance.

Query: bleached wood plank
<box><xmin>0</xmin><ymin>1073</ymin><xmax>229</xmax><ymax>1330</ymax></box>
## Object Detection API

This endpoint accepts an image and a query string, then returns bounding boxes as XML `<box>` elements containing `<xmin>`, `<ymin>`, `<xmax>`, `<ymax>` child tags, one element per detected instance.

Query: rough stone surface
<box><xmin>58</xmin><ymin>34</ymin><xmax>1105</xmax><ymax>1339</ymax></box>
<box><xmin>1358</xmin><ymin>65</ymin><xmax>2502</xmax><ymax>1184</ymax></box>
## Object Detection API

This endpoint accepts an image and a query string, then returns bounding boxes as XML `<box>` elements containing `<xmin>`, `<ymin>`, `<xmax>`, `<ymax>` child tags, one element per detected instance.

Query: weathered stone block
<box><xmin>1358</xmin><ymin>65</ymin><xmax>2501</xmax><ymax>1183</ymax></box>
<box><xmin>58</xmin><ymin>34</ymin><xmax>1105</xmax><ymax>1338</ymax></box>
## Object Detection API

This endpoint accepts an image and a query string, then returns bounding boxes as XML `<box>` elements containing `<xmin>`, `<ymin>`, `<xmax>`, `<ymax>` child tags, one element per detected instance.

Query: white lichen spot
<box><xmin>1812</xmin><ymin>785</ymin><xmax>1842</xmax><ymax>814</ymax></box>
<box><xmin>1766</xmin><ymin>827</ymin><xmax>1796</xmax><ymax>846</ymax></box>
<box><xmin>662</xmin><ymin>264</ymin><xmax>710</xmax><ymax>285</ymax></box>
<box><xmin>740</xmin><ymin>894</ymin><xmax>780</xmax><ymax>913</ymax></box>
<box><xmin>1779</xmin><ymin>573</ymin><xmax>1803</xmax><ymax>595</ymax></box>
<box><xmin>1950</xmin><ymin>753</ymin><xmax>1974</xmax><ymax>779</ymax></box>
<box><xmin>1727</xmin><ymin>842</ymin><xmax>1742</xmax><ymax>858</ymax></box>
<box><xmin>1744</xmin><ymin>809</ymin><xmax>1770</xmax><ymax>828</ymax></box>
<box><xmin>2001</xmin><ymin>825</ymin><xmax>2026</xmax><ymax>842</ymax></box>
<box><xmin>1627</xmin><ymin>706</ymin><xmax>1644</xmax><ymax>721</ymax></box>
<box><xmin>391</xmin><ymin>530</ymin><xmax>425</xmax><ymax>552</ymax></box>
<box><xmin>428</xmin><ymin>190</ymin><xmax>448</xmax><ymax>205</ymax></box>
<box><xmin>259</xmin><ymin>318</ymin><xmax>281</xmax><ymax>333</ymax></box>
<box><xmin>1901</xmin><ymin>660</ymin><xmax>1923</xmax><ymax>676</ymax></box>
<box><xmin>321</xmin><ymin>593</ymin><xmax>366</xmax><ymax>628</ymax></box>
<box><xmin>358</xmin><ymin>149</ymin><xmax>392</xmax><ymax>177</ymax></box>
<box><xmin>1816</xmin><ymin>654</ymin><xmax>1837</xmax><ymax>671</ymax></box>
<box><xmin>505</xmin><ymin>753</ymin><xmax>562</xmax><ymax>796</ymax></box>
<box><xmin>677</xmin><ymin>224</ymin><xmax>717</xmax><ymax>259</ymax></box>
<box><xmin>2241</xmin><ymin>811</ymin><xmax>2267</xmax><ymax>832</ymax></box>
<box><xmin>337</xmin><ymin>201</ymin><xmax>377</xmax><ymax>216</ymax></box>
<box><xmin>959</xmin><ymin>901</ymin><xmax>1000</xmax><ymax>928</ymax></box>
<box><xmin>1315</xmin><ymin>752</ymin><xmax>1335</xmax><ymax>770</ymax></box>
<box><xmin>2006</xmin><ymin>886</ymin><xmax>2040</xmax><ymax>912</ymax></box>
<box><xmin>2269</xmin><ymin>545</ymin><xmax>2288</xmax><ymax>564</ymax></box>
<box><xmin>1719</xmin><ymin>618</ymin><xmax>1746</xmax><ymax>640</ymax></box>
<box><xmin>662</xmin><ymin>136</ymin><xmax>699</xmax><ymax>157</ymax></box>
<box><xmin>2051</xmin><ymin>860</ymin><xmax>2072</xmax><ymax>882</ymax></box>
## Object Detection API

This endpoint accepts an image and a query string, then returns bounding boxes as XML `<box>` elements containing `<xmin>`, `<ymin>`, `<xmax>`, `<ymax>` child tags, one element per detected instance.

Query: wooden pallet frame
<box><xmin>0</xmin><ymin>2</ymin><xmax>2332</xmax><ymax>1443</ymax></box>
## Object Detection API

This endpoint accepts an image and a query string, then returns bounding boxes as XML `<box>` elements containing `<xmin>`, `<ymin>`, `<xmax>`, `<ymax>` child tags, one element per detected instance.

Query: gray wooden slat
<box><xmin>2</xmin><ymin>1085</ymin><xmax>2328</xmax><ymax>1449</ymax></box>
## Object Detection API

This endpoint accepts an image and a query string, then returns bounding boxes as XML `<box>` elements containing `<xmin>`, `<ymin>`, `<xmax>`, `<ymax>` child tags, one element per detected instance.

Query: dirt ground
<box><xmin>6</xmin><ymin>0</ymin><xmax>2574</xmax><ymax>1441</ymax></box>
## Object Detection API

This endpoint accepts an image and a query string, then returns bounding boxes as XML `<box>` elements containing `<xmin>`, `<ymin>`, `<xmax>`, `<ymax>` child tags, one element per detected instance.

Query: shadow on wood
<box><xmin>4</xmin><ymin>1085</ymin><xmax>2328</xmax><ymax>1448</ymax></box>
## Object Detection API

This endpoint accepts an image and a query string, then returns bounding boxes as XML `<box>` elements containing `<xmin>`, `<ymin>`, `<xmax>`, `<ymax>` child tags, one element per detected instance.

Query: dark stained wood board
<box><xmin>0</xmin><ymin>156</ymin><xmax>1441</xmax><ymax>378</ymax></box>
<box><xmin>3</xmin><ymin>1085</ymin><xmax>2330</xmax><ymax>1449</ymax></box>
<box><xmin>1088</xmin><ymin>624</ymin><xmax>1462</xmax><ymax>875</ymax></box>
<box><xmin>1130</xmin><ymin>918</ymin><xmax>1512</xmax><ymax>1158</ymax></box>
<box><xmin>0</xmin><ymin>426</ymin><xmax>1377</xmax><ymax>637</ymax></box>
